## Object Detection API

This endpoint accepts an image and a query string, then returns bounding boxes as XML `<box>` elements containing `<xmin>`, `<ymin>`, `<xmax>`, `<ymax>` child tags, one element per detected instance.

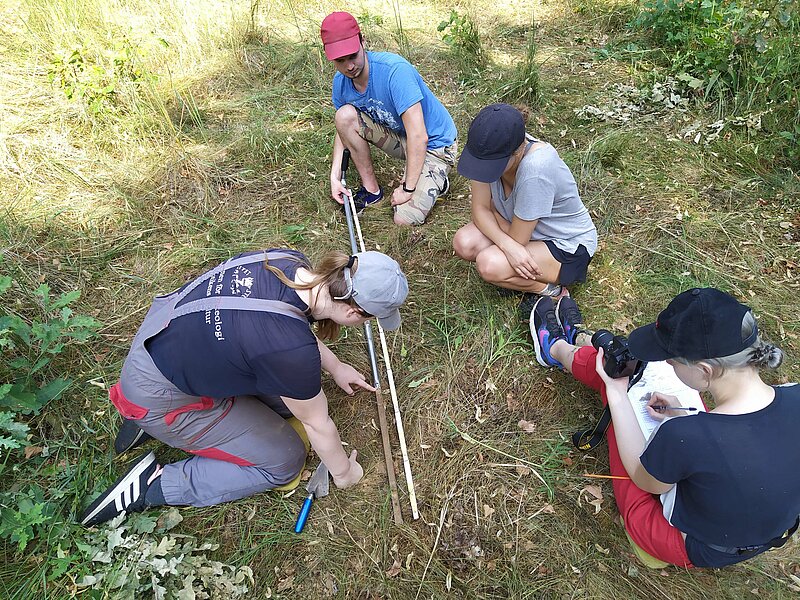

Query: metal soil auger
<box><xmin>339</xmin><ymin>149</ymin><xmax>419</xmax><ymax>523</ymax></box>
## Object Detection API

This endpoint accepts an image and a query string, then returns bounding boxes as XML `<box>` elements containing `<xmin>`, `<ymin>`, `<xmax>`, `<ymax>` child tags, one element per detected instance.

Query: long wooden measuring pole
<box><xmin>342</xmin><ymin>158</ymin><xmax>419</xmax><ymax>521</ymax></box>
<box><xmin>339</xmin><ymin>150</ymin><xmax>404</xmax><ymax>525</ymax></box>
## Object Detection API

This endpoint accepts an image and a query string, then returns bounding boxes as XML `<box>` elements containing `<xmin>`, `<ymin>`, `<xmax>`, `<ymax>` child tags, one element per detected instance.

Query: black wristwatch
<box><xmin>402</xmin><ymin>182</ymin><xmax>416</xmax><ymax>193</ymax></box>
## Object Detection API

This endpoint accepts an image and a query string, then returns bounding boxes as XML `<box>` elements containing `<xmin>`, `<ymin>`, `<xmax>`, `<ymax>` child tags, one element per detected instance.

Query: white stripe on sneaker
<box><xmin>80</xmin><ymin>451</ymin><xmax>156</xmax><ymax>526</ymax></box>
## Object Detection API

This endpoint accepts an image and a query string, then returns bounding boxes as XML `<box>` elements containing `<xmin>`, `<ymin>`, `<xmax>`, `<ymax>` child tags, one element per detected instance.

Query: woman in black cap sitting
<box><xmin>453</xmin><ymin>104</ymin><xmax>597</xmax><ymax>300</ymax></box>
<box><xmin>529</xmin><ymin>288</ymin><xmax>799</xmax><ymax>568</ymax></box>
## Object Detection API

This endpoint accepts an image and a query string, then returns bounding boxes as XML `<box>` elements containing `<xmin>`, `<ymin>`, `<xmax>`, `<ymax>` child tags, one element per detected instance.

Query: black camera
<box><xmin>591</xmin><ymin>329</ymin><xmax>644</xmax><ymax>379</ymax></box>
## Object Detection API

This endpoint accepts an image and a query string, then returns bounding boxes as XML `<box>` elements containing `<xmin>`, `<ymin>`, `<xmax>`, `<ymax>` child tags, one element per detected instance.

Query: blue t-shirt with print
<box><xmin>332</xmin><ymin>51</ymin><xmax>457</xmax><ymax>150</ymax></box>
<box><xmin>641</xmin><ymin>384</ymin><xmax>800</xmax><ymax>568</ymax></box>
<box><xmin>147</xmin><ymin>250</ymin><xmax>322</xmax><ymax>401</ymax></box>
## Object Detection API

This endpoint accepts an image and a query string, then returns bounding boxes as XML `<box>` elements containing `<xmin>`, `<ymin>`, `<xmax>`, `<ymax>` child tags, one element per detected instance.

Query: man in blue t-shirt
<box><xmin>320</xmin><ymin>11</ymin><xmax>458</xmax><ymax>226</ymax></box>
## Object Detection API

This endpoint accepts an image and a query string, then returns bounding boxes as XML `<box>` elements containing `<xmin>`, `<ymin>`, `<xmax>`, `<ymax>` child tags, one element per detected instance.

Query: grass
<box><xmin>1</xmin><ymin>0</ymin><xmax>800</xmax><ymax>597</ymax></box>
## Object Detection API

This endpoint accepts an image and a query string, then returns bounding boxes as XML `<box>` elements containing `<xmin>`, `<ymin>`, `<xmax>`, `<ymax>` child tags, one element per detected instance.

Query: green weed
<box><xmin>0</xmin><ymin>276</ymin><xmax>100</xmax><ymax>415</ymax></box>
<box><xmin>438</xmin><ymin>10</ymin><xmax>485</xmax><ymax>80</ymax></box>
<box><xmin>630</xmin><ymin>0</ymin><xmax>800</xmax><ymax>162</ymax></box>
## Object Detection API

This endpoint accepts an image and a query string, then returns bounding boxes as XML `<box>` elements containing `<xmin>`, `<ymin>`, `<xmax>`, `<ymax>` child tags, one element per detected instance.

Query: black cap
<box><xmin>628</xmin><ymin>288</ymin><xmax>757</xmax><ymax>361</ymax></box>
<box><xmin>457</xmin><ymin>104</ymin><xmax>526</xmax><ymax>183</ymax></box>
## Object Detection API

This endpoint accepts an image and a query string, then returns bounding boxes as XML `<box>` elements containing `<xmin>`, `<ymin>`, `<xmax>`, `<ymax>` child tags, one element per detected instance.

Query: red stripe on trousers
<box><xmin>187</xmin><ymin>447</ymin><xmax>255</xmax><ymax>467</ymax></box>
<box><xmin>164</xmin><ymin>396</ymin><xmax>214</xmax><ymax>426</ymax></box>
<box><xmin>109</xmin><ymin>382</ymin><xmax>149</xmax><ymax>420</ymax></box>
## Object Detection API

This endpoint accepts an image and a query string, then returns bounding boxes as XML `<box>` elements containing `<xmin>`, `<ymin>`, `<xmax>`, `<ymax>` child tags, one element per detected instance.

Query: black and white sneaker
<box><xmin>113</xmin><ymin>418</ymin><xmax>153</xmax><ymax>455</ymax></box>
<box><xmin>439</xmin><ymin>176</ymin><xmax>450</xmax><ymax>197</ymax></box>
<box><xmin>80</xmin><ymin>452</ymin><xmax>158</xmax><ymax>527</ymax></box>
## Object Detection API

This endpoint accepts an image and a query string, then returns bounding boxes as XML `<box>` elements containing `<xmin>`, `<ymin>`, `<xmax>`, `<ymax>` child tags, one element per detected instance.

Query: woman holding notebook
<box><xmin>529</xmin><ymin>288</ymin><xmax>800</xmax><ymax>568</ymax></box>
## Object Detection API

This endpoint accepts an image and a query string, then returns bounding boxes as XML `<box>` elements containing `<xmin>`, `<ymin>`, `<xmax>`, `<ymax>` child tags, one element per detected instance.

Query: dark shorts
<box><xmin>543</xmin><ymin>240</ymin><xmax>592</xmax><ymax>286</ymax></box>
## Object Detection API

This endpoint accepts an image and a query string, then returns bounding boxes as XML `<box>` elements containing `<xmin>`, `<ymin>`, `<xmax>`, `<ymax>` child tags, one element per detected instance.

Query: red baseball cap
<box><xmin>320</xmin><ymin>12</ymin><xmax>361</xmax><ymax>60</ymax></box>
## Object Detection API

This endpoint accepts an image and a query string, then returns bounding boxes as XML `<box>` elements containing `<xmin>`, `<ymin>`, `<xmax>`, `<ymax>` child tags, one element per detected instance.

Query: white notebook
<box><xmin>627</xmin><ymin>361</ymin><xmax>707</xmax><ymax>438</ymax></box>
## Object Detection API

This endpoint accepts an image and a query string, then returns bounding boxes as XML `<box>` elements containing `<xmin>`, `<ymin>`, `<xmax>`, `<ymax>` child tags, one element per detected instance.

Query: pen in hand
<box><xmin>652</xmin><ymin>405</ymin><xmax>697</xmax><ymax>412</ymax></box>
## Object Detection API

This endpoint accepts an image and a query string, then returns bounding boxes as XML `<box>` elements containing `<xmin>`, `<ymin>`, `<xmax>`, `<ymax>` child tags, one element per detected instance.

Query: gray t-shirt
<box><xmin>490</xmin><ymin>138</ymin><xmax>598</xmax><ymax>255</ymax></box>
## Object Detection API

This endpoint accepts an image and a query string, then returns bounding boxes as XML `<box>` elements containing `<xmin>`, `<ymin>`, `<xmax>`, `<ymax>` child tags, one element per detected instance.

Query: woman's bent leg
<box><xmin>152</xmin><ymin>395</ymin><xmax>306</xmax><ymax>507</ymax></box>
<box><xmin>570</xmin><ymin>346</ymin><xmax>693</xmax><ymax>567</ymax></box>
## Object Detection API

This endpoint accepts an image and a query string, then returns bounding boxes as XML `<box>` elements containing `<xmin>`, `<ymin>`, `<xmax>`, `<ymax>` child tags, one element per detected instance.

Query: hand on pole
<box><xmin>331</xmin><ymin>178</ymin><xmax>349</xmax><ymax>205</ymax></box>
<box><xmin>332</xmin><ymin>361</ymin><xmax>376</xmax><ymax>395</ymax></box>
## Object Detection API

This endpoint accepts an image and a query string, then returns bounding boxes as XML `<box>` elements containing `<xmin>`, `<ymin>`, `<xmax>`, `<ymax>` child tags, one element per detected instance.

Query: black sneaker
<box><xmin>517</xmin><ymin>285</ymin><xmax>565</xmax><ymax>320</ymax></box>
<box><xmin>555</xmin><ymin>296</ymin><xmax>584</xmax><ymax>346</ymax></box>
<box><xmin>517</xmin><ymin>292</ymin><xmax>538</xmax><ymax>320</ymax></box>
<box><xmin>439</xmin><ymin>176</ymin><xmax>450</xmax><ymax>197</ymax></box>
<box><xmin>499</xmin><ymin>286</ymin><xmax>525</xmax><ymax>299</ymax></box>
<box><xmin>80</xmin><ymin>452</ymin><xmax>158</xmax><ymax>527</ymax></box>
<box><xmin>529</xmin><ymin>296</ymin><xmax>565</xmax><ymax>368</ymax></box>
<box><xmin>114</xmin><ymin>419</ymin><xmax>153</xmax><ymax>455</ymax></box>
<box><xmin>344</xmin><ymin>186</ymin><xmax>383</xmax><ymax>214</ymax></box>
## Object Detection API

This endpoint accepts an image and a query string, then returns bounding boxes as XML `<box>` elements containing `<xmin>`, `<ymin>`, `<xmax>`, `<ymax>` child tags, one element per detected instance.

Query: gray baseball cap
<box><xmin>341</xmin><ymin>251</ymin><xmax>408</xmax><ymax>330</ymax></box>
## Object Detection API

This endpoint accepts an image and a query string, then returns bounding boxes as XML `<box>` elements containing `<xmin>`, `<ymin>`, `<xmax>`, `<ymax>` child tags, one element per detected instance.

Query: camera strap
<box><xmin>572</xmin><ymin>363</ymin><xmax>647</xmax><ymax>451</ymax></box>
<box><xmin>572</xmin><ymin>405</ymin><xmax>612</xmax><ymax>451</ymax></box>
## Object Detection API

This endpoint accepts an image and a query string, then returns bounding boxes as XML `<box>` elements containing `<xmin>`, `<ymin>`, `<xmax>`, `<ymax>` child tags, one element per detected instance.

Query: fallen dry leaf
<box><xmin>24</xmin><ymin>446</ymin><xmax>43</xmax><ymax>459</ymax></box>
<box><xmin>612</xmin><ymin>316</ymin><xmax>634</xmax><ymax>333</ymax></box>
<box><xmin>506</xmin><ymin>392</ymin><xmax>519</xmax><ymax>411</ymax></box>
<box><xmin>385</xmin><ymin>560</ymin><xmax>401</xmax><ymax>578</ymax></box>
<box><xmin>483</xmin><ymin>504</ymin><xmax>495</xmax><ymax>519</ymax></box>
<box><xmin>517</xmin><ymin>419</ymin><xmax>536</xmax><ymax>433</ymax></box>
<box><xmin>579</xmin><ymin>485</ymin><xmax>604</xmax><ymax>514</ymax></box>
<box><xmin>276</xmin><ymin>575</ymin><xmax>294</xmax><ymax>592</ymax></box>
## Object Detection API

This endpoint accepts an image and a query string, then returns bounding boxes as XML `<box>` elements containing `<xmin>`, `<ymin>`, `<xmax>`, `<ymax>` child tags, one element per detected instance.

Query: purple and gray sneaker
<box><xmin>529</xmin><ymin>296</ymin><xmax>565</xmax><ymax>368</ymax></box>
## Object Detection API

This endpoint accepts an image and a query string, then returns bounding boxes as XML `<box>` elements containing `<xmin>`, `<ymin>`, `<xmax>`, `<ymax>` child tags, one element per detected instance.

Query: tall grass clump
<box><xmin>497</xmin><ymin>11</ymin><xmax>540</xmax><ymax>105</ymax></box>
<box><xmin>631</xmin><ymin>0</ymin><xmax>800</xmax><ymax>162</ymax></box>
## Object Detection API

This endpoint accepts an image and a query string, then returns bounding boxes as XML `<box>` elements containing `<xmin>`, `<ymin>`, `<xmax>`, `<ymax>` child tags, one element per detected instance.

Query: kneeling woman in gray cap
<box><xmin>80</xmin><ymin>249</ymin><xmax>408</xmax><ymax>526</ymax></box>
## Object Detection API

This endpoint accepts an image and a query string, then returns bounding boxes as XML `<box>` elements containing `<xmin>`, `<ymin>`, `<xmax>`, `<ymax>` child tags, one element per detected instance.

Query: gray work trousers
<box><xmin>111</xmin><ymin>251</ymin><xmax>308</xmax><ymax>507</ymax></box>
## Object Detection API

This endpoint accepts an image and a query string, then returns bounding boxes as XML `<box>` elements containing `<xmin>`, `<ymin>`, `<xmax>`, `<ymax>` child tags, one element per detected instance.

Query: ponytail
<box><xmin>263</xmin><ymin>251</ymin><xmax>365</xmax><ymax>341</ymax></box>
<box><xmin>748</xmin><ymin>341</ymin><xmax>784</xmax><ymax>369</ymax></box>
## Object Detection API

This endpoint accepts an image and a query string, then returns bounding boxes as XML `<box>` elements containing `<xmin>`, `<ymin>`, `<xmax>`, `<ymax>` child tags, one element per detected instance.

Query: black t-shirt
<box><xmin>641</xmin><ymin>384</ymin><xmax>800</xmax><ymax>568</ymax></box>
<box><xmin>146</xmin><ymin>250</ymin><xmax>322</xmax><ymax>400</ymax></box>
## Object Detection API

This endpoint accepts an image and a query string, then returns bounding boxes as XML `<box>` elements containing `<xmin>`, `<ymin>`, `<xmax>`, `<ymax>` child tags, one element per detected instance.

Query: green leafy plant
<box><xmin>0</xmin><ymin>410</ymin><xmax>29</xmax><ymax>451</ymax></box>
<box><xmin>0</xmin><ymin>487</ymin><xmax>55</xmax><ymax>552</ymax></box>
<box><xmin>437</xmin><ymin>10</ymin><xmax>485</xmax><ymax>77</ymax></box>
<box><xmin>0</xmin><ymin>276</ymin><xmax>100</xmax><ymax>415</ymax></box>
<box><xmin>48</xmin><ymin>34</ymin><xmax>156</xmax><ymax>113</ymax></box>
<box><xmin>630</xmin><ymin>0</ymin><xmax>799</xmax><ymax>160</ymax></box>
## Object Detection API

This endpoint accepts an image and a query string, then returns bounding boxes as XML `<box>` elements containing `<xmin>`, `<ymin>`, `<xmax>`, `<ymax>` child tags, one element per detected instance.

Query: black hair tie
<box><xmin>346</xmin><ymin>255</ymin><xmax>356</xmax><ymax>268</ymax></box>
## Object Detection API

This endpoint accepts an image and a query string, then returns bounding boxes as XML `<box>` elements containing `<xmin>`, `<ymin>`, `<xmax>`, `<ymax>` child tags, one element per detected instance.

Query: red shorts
<box><xmin>571</xmin><ymin>346</ymin><xmax>694</xmax><ymax>568</ymax></box>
